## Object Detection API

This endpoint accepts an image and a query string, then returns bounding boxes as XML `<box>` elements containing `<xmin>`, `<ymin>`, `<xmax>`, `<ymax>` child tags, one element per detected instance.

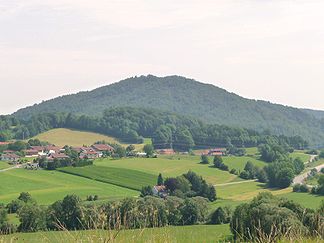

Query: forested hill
<box><xmin>13</xmin><ymin>75</ymin><xmax>324</xmax><ymax>146</ymax></box>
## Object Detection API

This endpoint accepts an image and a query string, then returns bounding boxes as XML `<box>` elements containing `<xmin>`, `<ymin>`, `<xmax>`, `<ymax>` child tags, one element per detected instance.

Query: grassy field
<box><xmin>290</xmin><ymin>151</ymin><xmax>311</xmax><ymax>163</ymax></box>
<box><xmin>32</xmin><ymin>128</ymin><xmax>148</xmax><ymax>150</ymax></box>
<box><xmin>0</xmin><ymin>169</ymin><xmax>137</xmax><ymax>205</ymax></box>
<box><xmin>280</xmin><ymin>192</ymin><xmax>324</xmax><ymax>209</ymax></box>
<box><xmin>222</xmin><ymin>156</ymin><xmax>266</xmax><ymax>172</ymax></box>
<box><xmin>1</xmin><ymin>225</ymin><xmax>231</xmax><ymax>243</ymax></box>
<box><xmin>0</xmin><ymin>161</ymin><xmax>10</xmax><ymax>170</ymax></box>
<box><xmin>58</xmin><ymin>166</ymin><xmax>157</xmax><ymax>191</ymax></box>
<box><xmin>95</xmin><ymin>155</ymin><xmax>237</xmax><ymax>185</ymax></box>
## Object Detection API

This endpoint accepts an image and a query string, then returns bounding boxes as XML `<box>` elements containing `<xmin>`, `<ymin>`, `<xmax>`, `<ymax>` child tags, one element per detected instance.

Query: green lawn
<box><xmin>58</xmin><ymin>166</ymin><xmax>157</xmax><ymax>191</ymax></box>
<box><xmin>0</xmin><ymin>169</ymin><xmax>138</xmax><ymax>205</ymax></box>
<box><xmin>1</xmin><ymin>225</ymin><xmax>232</xmax><ymax>243</ymax></box>
<box><xmin>94</xmin><ymin>155</ymin><xmax>237</xmax><ymax>185</ymax></box>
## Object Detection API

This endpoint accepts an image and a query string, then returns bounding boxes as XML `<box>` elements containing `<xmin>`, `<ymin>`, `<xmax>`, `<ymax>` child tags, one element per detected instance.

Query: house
<box><xmin>0</xmin><ymin>142</ymin><xmax>11</xmax><ymax>146</ymax></box>
<box><xmin>25</xmin><ymin>162</ymin><xmax>39</xmax><ymax>170</ymax></box>
<box><xmin>156</xmin><ymin>149</ymin><xmax>175</xmax><ymax>155</ymax></box>
<box><xmin>208</xmin><ymin>148</ymin><xmax>227</xmax><ymax>156</ymax></box>
<box><xmin>48</xmin><ymin>153</ymin><xmax>70</xmax><ymax>161</ymax></box>
<box><xmin>91</xmin><ymin>144</ymin><xmax>114</xmax><ymax>153</ymax></box>
<box><xmin>136</xmin><ymin>152</ymin><xmax>147</xmax><ymax>157</ymax></box>
<box><xmin>3</xmin><ymin>150</ymin><xmax>15</xmax><ymax>154</ymax></box>
<box><xmin>45</xmin><ymin>145</ymin><xmax>64</xmax><ymax>154</ymax></box>
<box><xmin>79</xmin><ymin>149</ymin><xmax>101</xmax><ymax>159</ymax></box>
<box><xmin>152</xmin><ymin>185</ymin><xmax>168</xmax><ymax>198</ymax></box>
<box><xmin>1</xmin><ymin>153</ymin><xmax>20</xmax><ymax>162</ymax></box>
<box><xmin>23</xmin><ymin>149</ymin><xmax>39</xmax><ymax>158</ymax></box>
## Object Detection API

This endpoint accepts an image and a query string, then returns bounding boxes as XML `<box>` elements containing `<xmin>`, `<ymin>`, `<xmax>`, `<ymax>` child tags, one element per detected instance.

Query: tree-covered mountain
<box><xmin>1</xmin><ymin>107</ymin><xmax>308</xmax><ymax>151</ymax></box>
<box><xmin>13</xmin><ymin>75</ymin><xmax>324</xmax><ymax>146</ymax></box>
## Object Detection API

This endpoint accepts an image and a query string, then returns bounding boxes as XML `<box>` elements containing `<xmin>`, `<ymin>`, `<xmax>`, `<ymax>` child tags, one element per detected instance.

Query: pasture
<box><xmin>0</xmin><ymin>169</ymin><xmax>137</xmax><ymax>205</ymax></box>
<box><xmin>0</xmin><ymin>161</ymin><xmax>10</xmax><ymax>170</ymax></box>
<box><xmin>1</xmin><ymin>225</ymin><xmax>231</xmax><ymax>243</ymax></box>
<box><xmin>95</xmin><ymin>155</ymin><xmax>237</xmax><ymax>185</ymax></box>
<box><xmin>32</xmin><ymin>128</ymin><xmax>148</xmax><ymax>150</ymax></box>
<box><xmin>58</xmin><ymin>166</ymin><xmax>157</xmax><ymax>191</ymax></box>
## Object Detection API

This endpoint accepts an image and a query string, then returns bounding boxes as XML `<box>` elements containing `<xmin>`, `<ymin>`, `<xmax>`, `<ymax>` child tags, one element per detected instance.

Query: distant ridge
<box><xmin>13</xmin><ymin>75</ymin><xmax>324</xmax><ymax>146</ymax></box>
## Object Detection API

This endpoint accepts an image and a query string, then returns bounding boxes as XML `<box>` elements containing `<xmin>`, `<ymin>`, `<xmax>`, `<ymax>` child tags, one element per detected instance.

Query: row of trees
<box><xmin>1</xmin><ymin>193</ymin><xmax>211</xmax><ymax>233</ymax></box>
<box><xmin>0</xmin><ymin>107</ymin><xmax>309</xmax><ymax>151</ymax></box>
<box><xmin>1</xmin><ymin>192</ymin><xmax>323</xmax><ymax>242</ymax></box>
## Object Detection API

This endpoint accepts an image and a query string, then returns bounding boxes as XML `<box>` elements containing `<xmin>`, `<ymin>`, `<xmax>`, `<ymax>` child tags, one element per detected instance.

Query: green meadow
<box><xmin>58</xmin><ymin>166</ymin><xmax>157</xmax><ymax>191</ymax></box>
<box><xmin>93</xmin><ymin>154</ymin><xmax>268</xmax><ymax>185</ymax></box>
<box><xmin>33</xmin><ymin>128</ymin><xmax>149</xmax><ymax>150</ymax></box>
<box><xmin>0</xmin><ymin>161</ymin><xmax>10</xmax><ymax>170</ymax></box>
<box><xmin>0</xmin><ymin>169</ymin><xmax>137</xmax><ymax>205</ymax></box>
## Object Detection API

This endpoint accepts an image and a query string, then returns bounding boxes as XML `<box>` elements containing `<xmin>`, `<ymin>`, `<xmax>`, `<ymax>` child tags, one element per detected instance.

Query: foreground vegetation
<box><xmin>1</xmin><ymin>225</ymin><xmax>231</xmax><ymax>243</ymax></box>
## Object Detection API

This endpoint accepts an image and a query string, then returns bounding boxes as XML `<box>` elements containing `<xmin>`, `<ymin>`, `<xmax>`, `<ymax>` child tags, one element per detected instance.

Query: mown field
<box><xmin>32</xmin><ymin>128</ymin><xmax>149</xmax><ymax>150</ymax></box>
<box><xmin>0</xmin><ymin>169</ymin><xmax>137</xmax><ymax>205</ymax></box>
<box><xmin>1</xmin><ymin>225</ymin><xmax>231</xmax><ymax>243</ymax></box>
<box><xmin>58</xmin><ymin>166</ymin><xmax>157</xmax><ymax>191</ymax></box>
<box><xmin>93</xmin><ymin>154</ymin><xmax>268</xmax><ymax>185</ymax></box>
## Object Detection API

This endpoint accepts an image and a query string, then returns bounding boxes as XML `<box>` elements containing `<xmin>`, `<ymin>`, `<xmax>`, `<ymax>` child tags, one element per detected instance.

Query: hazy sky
<box><xmin>1</xmin><ymin>0</ymin><xmax>324</xmax><ymax>114</ymax></box>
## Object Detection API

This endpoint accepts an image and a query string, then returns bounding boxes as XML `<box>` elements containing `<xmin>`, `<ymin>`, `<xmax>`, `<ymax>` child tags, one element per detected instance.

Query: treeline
<box><xmin>1</xmin><ymin>107</ymin><xmax>309</xmax><ymax>151</ymax></box>
<box><xmin>1</xmin><ymin>192</ymin><xmax>323</xmax><ymax>242</ymax></box>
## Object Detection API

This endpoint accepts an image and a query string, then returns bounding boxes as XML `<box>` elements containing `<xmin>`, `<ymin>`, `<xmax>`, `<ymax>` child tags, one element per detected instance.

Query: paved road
<box><xmin>293</xmin><ymin>156</ymin><xmax>324</xmax><ymax>185</ymax></box>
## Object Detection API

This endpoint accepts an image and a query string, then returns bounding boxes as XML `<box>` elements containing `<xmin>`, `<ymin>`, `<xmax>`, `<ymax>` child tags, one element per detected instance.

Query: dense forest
<box><xmin>0</xmin><ymin>107</ymin><xmax>308</xmax><ymax>151</ymax></box>
<box><xmin>13</xmin><ymin>75</ymin><xmax>324</xmax><ymax>147</ymax></box>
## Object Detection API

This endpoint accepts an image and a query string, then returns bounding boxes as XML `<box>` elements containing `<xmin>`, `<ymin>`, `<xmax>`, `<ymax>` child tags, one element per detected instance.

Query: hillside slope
<box><xmin>14</xmin><ymin>75</ymin><xmax>324</xmax><ymax>146</ymax></box>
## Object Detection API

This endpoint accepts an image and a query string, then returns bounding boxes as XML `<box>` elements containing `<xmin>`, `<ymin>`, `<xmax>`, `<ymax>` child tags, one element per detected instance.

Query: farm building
<box><xmin>1</xmin><ymin>153</ymin><xmax>20</xmax><ymax>162</ymax></box>
<box><xmin>91</xmin><ymin>144</ymin><xmax>114</xmax><ymax>152</ymax></box>
<box><xmin>152</xmin><ymin>185</ymin><xmax>167</xmax><ymax>198</ymax></box>
<box><xmin>23</xmin><ymin>149</ymin><xmax>39</xmax><ymax>158</ymax></box>
<box><xmin>156</xmin><ymin>149</ymin><xmax>175</xmax><ymax>155</ymax></box>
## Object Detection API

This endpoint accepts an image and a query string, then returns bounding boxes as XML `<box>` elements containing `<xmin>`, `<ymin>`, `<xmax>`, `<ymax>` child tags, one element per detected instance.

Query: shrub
<box><xmin>210</xmin><ymin>206</ymin><xmax>232</xmax><ymax>225</ymax></box>
<box><xmin>239</xmin><ymin>171</ymin><xmax>250</xmax><ymax>180</ymax></box>
<box><xmin>200</xmin><ymin>154</ymin><xmax>209</xmax><ymax>164</ymax></box>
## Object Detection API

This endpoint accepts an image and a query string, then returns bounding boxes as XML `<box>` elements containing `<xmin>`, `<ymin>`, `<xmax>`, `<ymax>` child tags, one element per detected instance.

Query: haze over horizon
<box><xmin>1</xmin><ymin>0</ymin><xmax>324</xmax><ymax>114</ymax></box>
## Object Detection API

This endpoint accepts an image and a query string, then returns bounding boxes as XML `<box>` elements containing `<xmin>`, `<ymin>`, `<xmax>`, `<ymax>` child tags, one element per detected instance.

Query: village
<box><xmin>0</xmin><ymin>140</ymin><xmax>228</xmax><ymax>171</ymax></box>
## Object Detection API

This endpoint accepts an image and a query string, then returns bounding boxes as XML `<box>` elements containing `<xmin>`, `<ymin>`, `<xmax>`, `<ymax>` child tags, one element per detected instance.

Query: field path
<box><xmin>0</xmin><ymin>164</ymin><xmax>24</xmax><ymax>173</ymax></box>
<box><xmin>216</xmin><ymin>179</ymin><xmax>257</xmax><ymax>187</ymax></box>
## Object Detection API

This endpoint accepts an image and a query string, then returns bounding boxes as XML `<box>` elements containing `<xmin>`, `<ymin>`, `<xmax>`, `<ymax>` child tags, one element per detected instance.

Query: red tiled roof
<box><xmin>0</xmin><ymin>142</ymin><xmax>10</xmax><ymax>146</ymax></box>
<box><xmin>92</xmin><ymin>144</ymin><xmax>114</xmax><ymax>151</ymax></box>
<box><xmin>2</xmin><ymin>153</ymin><xmax>20</xmax><ymax>158</ymax></box>
<box><xmin>49</xmin><ymin>153</ymin><xmax>69</xmax><ymax>159</ymax></box>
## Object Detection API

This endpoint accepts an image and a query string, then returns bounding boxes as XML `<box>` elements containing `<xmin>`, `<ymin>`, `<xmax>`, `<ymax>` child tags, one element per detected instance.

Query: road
<box><xmin>216</xmin><ymin>179</ymin><xmax>257</xmax><ymax>187</ymax></box>
<box><xmin>293</xmin><ymin>155</ymin><xmax>323</xmax><ymax>185</ymax></box>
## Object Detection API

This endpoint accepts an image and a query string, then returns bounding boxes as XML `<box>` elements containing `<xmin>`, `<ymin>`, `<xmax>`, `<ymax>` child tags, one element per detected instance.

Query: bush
<box><xmin>200</xmin><ymin>154</ymin><xmax>209</xmax><ymax>164</ymax></box>
<box><xmin>239</xmin><ymin>171</ymin><xmax>250</xmax><ymax>180</ymax></box>
<box><xmin>229</xmin><ymin>168</ymin><xmax>237</xmax><ymax>175</ymax></box>
<box><xmin>293</xmin><ymin>184</ymin><xmax>309</xmax><ymax>193</ymax></box>
<box><xmin>210</xmin><ymin>206</ymin><xmax>232</xmax><ymax>225</ymax></box>
<box><xmin>230</xmin><ymin>192</ymin><xmax>310</xmax><ymax>242</ymax></box>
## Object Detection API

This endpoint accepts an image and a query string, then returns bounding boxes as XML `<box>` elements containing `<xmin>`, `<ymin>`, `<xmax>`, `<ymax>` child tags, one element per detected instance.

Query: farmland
<box><xmin>32</xmin><ymin>128</ymin><xmax>148</xmax><ymax>150</ymax></box>
<box><xmin>0</xmin><ymin>169</ymin><xmax>137</xmax><ymax>205</ymax></box>
<box><xmin>58</xmin><ymin>166</ymin><xmax>157</xmax><ymax>191</ymax></box>
<box><xmin>0</xmin><ymin>161</ymin><xmax>10</xmax><ymax>170</ymax></box>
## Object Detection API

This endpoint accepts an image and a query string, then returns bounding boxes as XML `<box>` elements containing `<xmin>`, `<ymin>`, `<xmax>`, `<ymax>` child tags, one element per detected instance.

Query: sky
<box><xmin>1</xmin><ymin>0</ymin><xmax>324</xmax><ymax>114</ymax></box>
